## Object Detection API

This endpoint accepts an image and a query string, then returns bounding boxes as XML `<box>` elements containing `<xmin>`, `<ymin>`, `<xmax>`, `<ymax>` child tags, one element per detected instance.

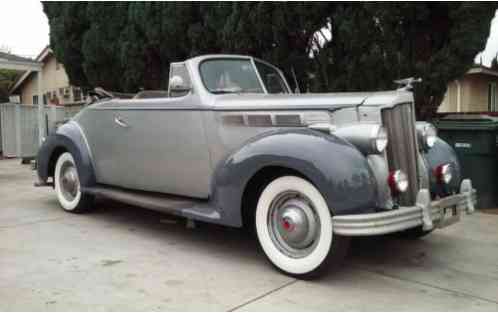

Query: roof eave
<box><xmin>467</xmin><ymin>67</ymin><xmax>498</xmax><ymax>78</ymax></box>
<box><xmin>8</xmin><ymin>46</ymin><xmax>53</xmax><ymax>95</ymax></box>
<box><xmin>9</xmin><ymin>70</ymin><xmax>33</xmax><ymax>94</ymax></box>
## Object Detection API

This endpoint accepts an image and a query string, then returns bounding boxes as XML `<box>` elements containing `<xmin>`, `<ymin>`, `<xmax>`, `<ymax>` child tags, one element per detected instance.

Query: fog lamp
<box><xmin>388</xmin><ymin>170</ymin><xmax>409</xmax><ymax>194</ymax></box>
<box><xmin>435</xmin><ymin>163</ymin><xmax>453</xmax><ymax>184</ymax></box>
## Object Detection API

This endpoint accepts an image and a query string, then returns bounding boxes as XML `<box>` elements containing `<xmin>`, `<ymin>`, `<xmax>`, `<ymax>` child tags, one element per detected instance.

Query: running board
<box><xmin>81</xmin><ymin>186</ymin><xmax>221</xmax><ymax>222</ymax></box>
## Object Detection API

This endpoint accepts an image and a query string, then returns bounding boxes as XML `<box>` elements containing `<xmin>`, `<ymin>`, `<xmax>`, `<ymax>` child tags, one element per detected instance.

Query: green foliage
<box><xmin>491</xmin><ymin>57</ymin><xmax>498</xmax><ymax>70</ymax></box>
<box><xmin>0</xmin><ymin>69</ymin><xmax>19</xmax><ymax>102</ymax></box>
<box><xmin>43</xmin><ymin>2</ymin><xmax>496</xmax><ymax>118</ymax></box>
<box><xmin>44</xmin><ymin>2</ymin><xmax>90</xmax><ymax>88</ymax></box>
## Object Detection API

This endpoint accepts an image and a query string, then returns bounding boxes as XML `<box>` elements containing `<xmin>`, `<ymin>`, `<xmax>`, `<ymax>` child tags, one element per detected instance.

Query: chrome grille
<box><xmin>381</xmin><ymin>103</ymin><xmax>420</xmax><ymax>206</ymax></box>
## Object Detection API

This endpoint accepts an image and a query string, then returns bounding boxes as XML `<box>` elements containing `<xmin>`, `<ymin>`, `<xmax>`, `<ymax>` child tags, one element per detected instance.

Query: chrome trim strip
<box><xmin>251</xmin><ymin>57</ymin><xmax>268</xmax><ymax>94</ymax></box>
<box><xmin>381</xmin><ymin>102</ymin><xmax>420</xmax><ymax>205</ymax></box>
<box><xmin>253</xmin><ymin>57</ymin><xmax>292</xmax><ymax>93</ymax></box>
<box><xmin>93</xmin><ymin>105</ymin><xmax>206</xmax><ymax>111</ymax></box>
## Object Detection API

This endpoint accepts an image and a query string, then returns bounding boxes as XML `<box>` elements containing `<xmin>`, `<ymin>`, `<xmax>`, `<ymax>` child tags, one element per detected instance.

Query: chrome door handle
<box><xmin>114</xmin><ymin>116</ymin><xmax>129</xmax><ymax>128</ymax></box>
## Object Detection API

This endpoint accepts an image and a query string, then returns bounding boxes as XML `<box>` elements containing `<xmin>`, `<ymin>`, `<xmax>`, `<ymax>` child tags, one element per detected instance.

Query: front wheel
<box><xmin>54</xmin><ymin>152</ymin><xmax>94</xmax><ymax>213</ymax></box>
<box><xmin>255</xmin><ymin>176</ymin><xmax>349</xmax><ymax>279</ymax></box>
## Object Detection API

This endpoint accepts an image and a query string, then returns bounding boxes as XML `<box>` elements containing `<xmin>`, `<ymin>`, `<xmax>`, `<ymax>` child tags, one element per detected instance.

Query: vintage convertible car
<box><xmin>36</xmin><ymin>55</ymin><xmax>476</xmax><ymax>278</ymax></box>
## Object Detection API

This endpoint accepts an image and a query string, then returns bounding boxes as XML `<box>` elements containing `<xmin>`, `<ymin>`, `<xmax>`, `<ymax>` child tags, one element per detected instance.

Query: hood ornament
<box><xmin>394</xmin><ymin>77</ymin><xmax>422</xmax><ymax>91</ymax></box>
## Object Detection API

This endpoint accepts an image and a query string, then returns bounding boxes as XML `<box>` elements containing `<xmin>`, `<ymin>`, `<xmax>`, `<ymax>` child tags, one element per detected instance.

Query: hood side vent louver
<box><xmin>274</xmin><ymin>114</ymin><xmax>301</xmax><ymax>127</ymax></box>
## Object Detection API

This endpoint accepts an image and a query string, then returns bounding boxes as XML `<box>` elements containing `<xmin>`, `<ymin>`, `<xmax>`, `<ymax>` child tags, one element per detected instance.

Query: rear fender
<box><xmin>37</xmin><ymin>121</ymin><xmax>96</xmax><ymax>187</ymax></box>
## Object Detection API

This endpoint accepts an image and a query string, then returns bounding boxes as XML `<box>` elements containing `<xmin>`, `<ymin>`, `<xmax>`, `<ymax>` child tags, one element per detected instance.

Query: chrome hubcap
<box><xmin>268</xmin><ymin>192</ymin><xmax>320</xmax><ymax>258</ymax></box>
<box><xmin>59</xmin><ymin>161</ymin><xmax>79</xmax><ymax>201</ymax></box>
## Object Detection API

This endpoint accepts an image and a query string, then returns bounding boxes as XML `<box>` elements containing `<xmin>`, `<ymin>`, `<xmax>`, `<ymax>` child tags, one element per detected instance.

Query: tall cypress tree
<box><xmin>43</xmin><ymin>2</ymin><xmax>496</xmax><ymax>117</ymax></box>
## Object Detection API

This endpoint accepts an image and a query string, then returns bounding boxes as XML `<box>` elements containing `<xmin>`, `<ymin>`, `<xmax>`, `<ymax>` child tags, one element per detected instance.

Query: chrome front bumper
<box><xmin>332</xmin><ymin>179</ymin><xmax>476</xmax><ymax>236</ymax></box>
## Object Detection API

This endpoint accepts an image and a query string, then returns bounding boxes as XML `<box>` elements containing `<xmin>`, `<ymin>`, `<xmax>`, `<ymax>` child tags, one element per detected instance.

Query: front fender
<box><xmin>211</xmin><ymin>129</ymin><xmax>378</xmax><ymax>227</ymax></box>
<box><xmin>422</xmin><ymin>137</ymin><xmax>461</xmax><ymax>196</ymax></box>
<box><xmin>37</xmin><ymin>121</ymin><xmax>96</xmax><ymax>187</ymax></box>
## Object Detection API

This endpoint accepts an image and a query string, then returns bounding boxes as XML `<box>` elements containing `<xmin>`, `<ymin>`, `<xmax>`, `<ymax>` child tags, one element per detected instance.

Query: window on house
<box><xmin>488</xmin><ymin>82</ymin><xmax>497</xmax><ymax>112</ymax></box>
<box><xmin>73</xmin><ymin>87</ymin><xmax>82</xmax><ymax>102</ymax></box>
<box><xmin>33</xmin><ymin>95</ymin><xmax>38</xmax><ymax>105</ymax></box>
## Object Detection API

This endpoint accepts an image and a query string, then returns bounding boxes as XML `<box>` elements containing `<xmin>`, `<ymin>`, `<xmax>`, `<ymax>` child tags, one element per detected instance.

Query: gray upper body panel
<box><xmin>74</xmin><ymin>93</ymin><xmax>212</xmax><ymax>199</ymax></box>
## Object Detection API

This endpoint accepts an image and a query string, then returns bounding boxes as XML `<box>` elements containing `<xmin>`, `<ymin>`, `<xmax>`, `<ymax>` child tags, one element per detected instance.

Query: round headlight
<box><xmin>436</xmin><ymin>163</ymin><xmax>453</xmax><ymax>184</ymax></box>
<box><xmin>374</xmin><ymin>126</ymin><xmax>388</xmax><ymax>153</ymax></box>
<box><xmin>417</xmin><ymin>122</ymin><xmax>437</xmax><ymax>149</ymax></box>
<box><xmin>388</xmin><ymin>170</ymin><xmax>409</xmax><ymax>194</ymax></box>
<box><xmin>332</xmin><ymin>123</ymin><xmax>388</xmax><ymax>155</ymax></box>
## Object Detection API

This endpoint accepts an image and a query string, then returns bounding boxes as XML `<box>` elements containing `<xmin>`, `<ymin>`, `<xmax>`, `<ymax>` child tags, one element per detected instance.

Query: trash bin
<box><xmin>435</xmin><ymin>114</ymin><xmax>498</xmax><ymax>210</ymax></box>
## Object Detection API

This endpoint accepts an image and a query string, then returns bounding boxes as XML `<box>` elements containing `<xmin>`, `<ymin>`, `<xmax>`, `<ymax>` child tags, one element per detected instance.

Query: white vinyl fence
<box><xmin>44</xmin><ymin>105</ymin><xmax>84</xmax><ymax>135</ymax></box>
<box><xmin>0</xmin><ymin>103</ymin><xmax>84</xmax><ymax>158</ymax></box>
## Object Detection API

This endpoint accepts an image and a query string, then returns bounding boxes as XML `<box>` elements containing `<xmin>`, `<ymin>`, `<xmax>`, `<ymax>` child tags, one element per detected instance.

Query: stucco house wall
<box><xmin>10</xmin><ymin>47</ymin><xmax>83</xmax><ymax>106</ymax></box>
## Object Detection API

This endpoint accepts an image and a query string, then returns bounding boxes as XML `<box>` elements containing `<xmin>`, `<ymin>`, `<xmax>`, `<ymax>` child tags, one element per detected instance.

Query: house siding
<box><xmin>17</xmin><ymin>53</ymin><xmax>75</xmax><ymax>105</ymax></box>
<box><xmin>439</xmin><ymin>72</ymin><xmax>498</xmax><ymax>113</ymax></box>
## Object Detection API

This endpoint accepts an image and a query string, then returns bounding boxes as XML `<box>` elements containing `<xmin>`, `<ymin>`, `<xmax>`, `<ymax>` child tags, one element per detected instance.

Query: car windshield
<box><xmin>200</xmin><ymin>59</ymin><xmax>264</xmax><ymax>94</ymax></box>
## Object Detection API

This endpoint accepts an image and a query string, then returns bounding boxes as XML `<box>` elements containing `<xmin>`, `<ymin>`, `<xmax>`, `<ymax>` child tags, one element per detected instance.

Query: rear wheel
<box><xmin>54</xmin><ymin>152</ymin><xmax>94</xmax><ymax>213</ymax></box>
<box><xmin>255</xmin><ymin>176</ymin><xmax>349</xmax><ymax>279</ymax></box>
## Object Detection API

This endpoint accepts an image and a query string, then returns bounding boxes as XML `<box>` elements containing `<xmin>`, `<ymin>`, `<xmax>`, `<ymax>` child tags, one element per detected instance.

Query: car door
<box><xmin>79</xmin><ymin>64</ymin><xmax>212</xmax><ymax>199</ymax></box>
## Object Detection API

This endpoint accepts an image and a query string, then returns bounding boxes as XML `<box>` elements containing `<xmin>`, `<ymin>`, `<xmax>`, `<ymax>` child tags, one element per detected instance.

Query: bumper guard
<box><xmin>332</xmin><ymin>179</ymin><xmax>476</xmax><ymax>236</ymax></box>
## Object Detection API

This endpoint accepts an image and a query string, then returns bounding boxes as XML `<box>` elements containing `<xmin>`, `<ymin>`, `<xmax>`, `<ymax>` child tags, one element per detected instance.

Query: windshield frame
<box><xmin>198</xmin><ymin>56</ymin><xmax>290</xmax><ymax>95</ymax></box>
<box><xmin>254</xmin><ymin>59</ymin><xmax>291</xmax><ymax>94</ymax></box>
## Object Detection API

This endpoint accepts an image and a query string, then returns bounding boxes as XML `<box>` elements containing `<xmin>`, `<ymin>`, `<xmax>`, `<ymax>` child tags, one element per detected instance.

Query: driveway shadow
<box><xmin>84</xmin><ymin>197</ymin><xmax>265</xmax><ymax>263</ymax></box>
<box><xmin>43</xmin><ymin>196</ymin><xmax>458</xmax><ymax>281</ymax></box>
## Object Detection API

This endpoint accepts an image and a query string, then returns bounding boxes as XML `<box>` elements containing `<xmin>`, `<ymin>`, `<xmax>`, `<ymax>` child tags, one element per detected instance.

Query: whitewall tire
<box><xmin>54</xmin><ymin>152</ymin><xmax>93</xmax><ymax>213</ymax></box>
<box><xmin>255</xmin><ymin>176</ymin><xmax>349</xmax><ymax>278</ymax></box>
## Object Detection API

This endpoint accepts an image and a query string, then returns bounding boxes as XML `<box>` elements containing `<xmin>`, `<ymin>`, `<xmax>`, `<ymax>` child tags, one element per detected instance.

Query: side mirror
<box><xmin>169</xmin><ymin>75</ymin><xmax>191</xmax><ymax>93</ymax></box>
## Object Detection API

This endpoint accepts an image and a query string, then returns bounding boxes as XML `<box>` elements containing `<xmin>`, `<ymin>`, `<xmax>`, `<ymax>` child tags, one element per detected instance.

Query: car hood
<box><xmin>211</xmin><ymin>90</ymin><xmax>413</xmax><ymax>111</ymax></box>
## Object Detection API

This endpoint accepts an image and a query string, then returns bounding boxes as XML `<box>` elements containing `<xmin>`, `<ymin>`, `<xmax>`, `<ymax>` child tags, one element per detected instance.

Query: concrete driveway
<box><xmin>1</xmin><ymin>158</ymin><xmax>498</xmax><ymax>311</ymax></box>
